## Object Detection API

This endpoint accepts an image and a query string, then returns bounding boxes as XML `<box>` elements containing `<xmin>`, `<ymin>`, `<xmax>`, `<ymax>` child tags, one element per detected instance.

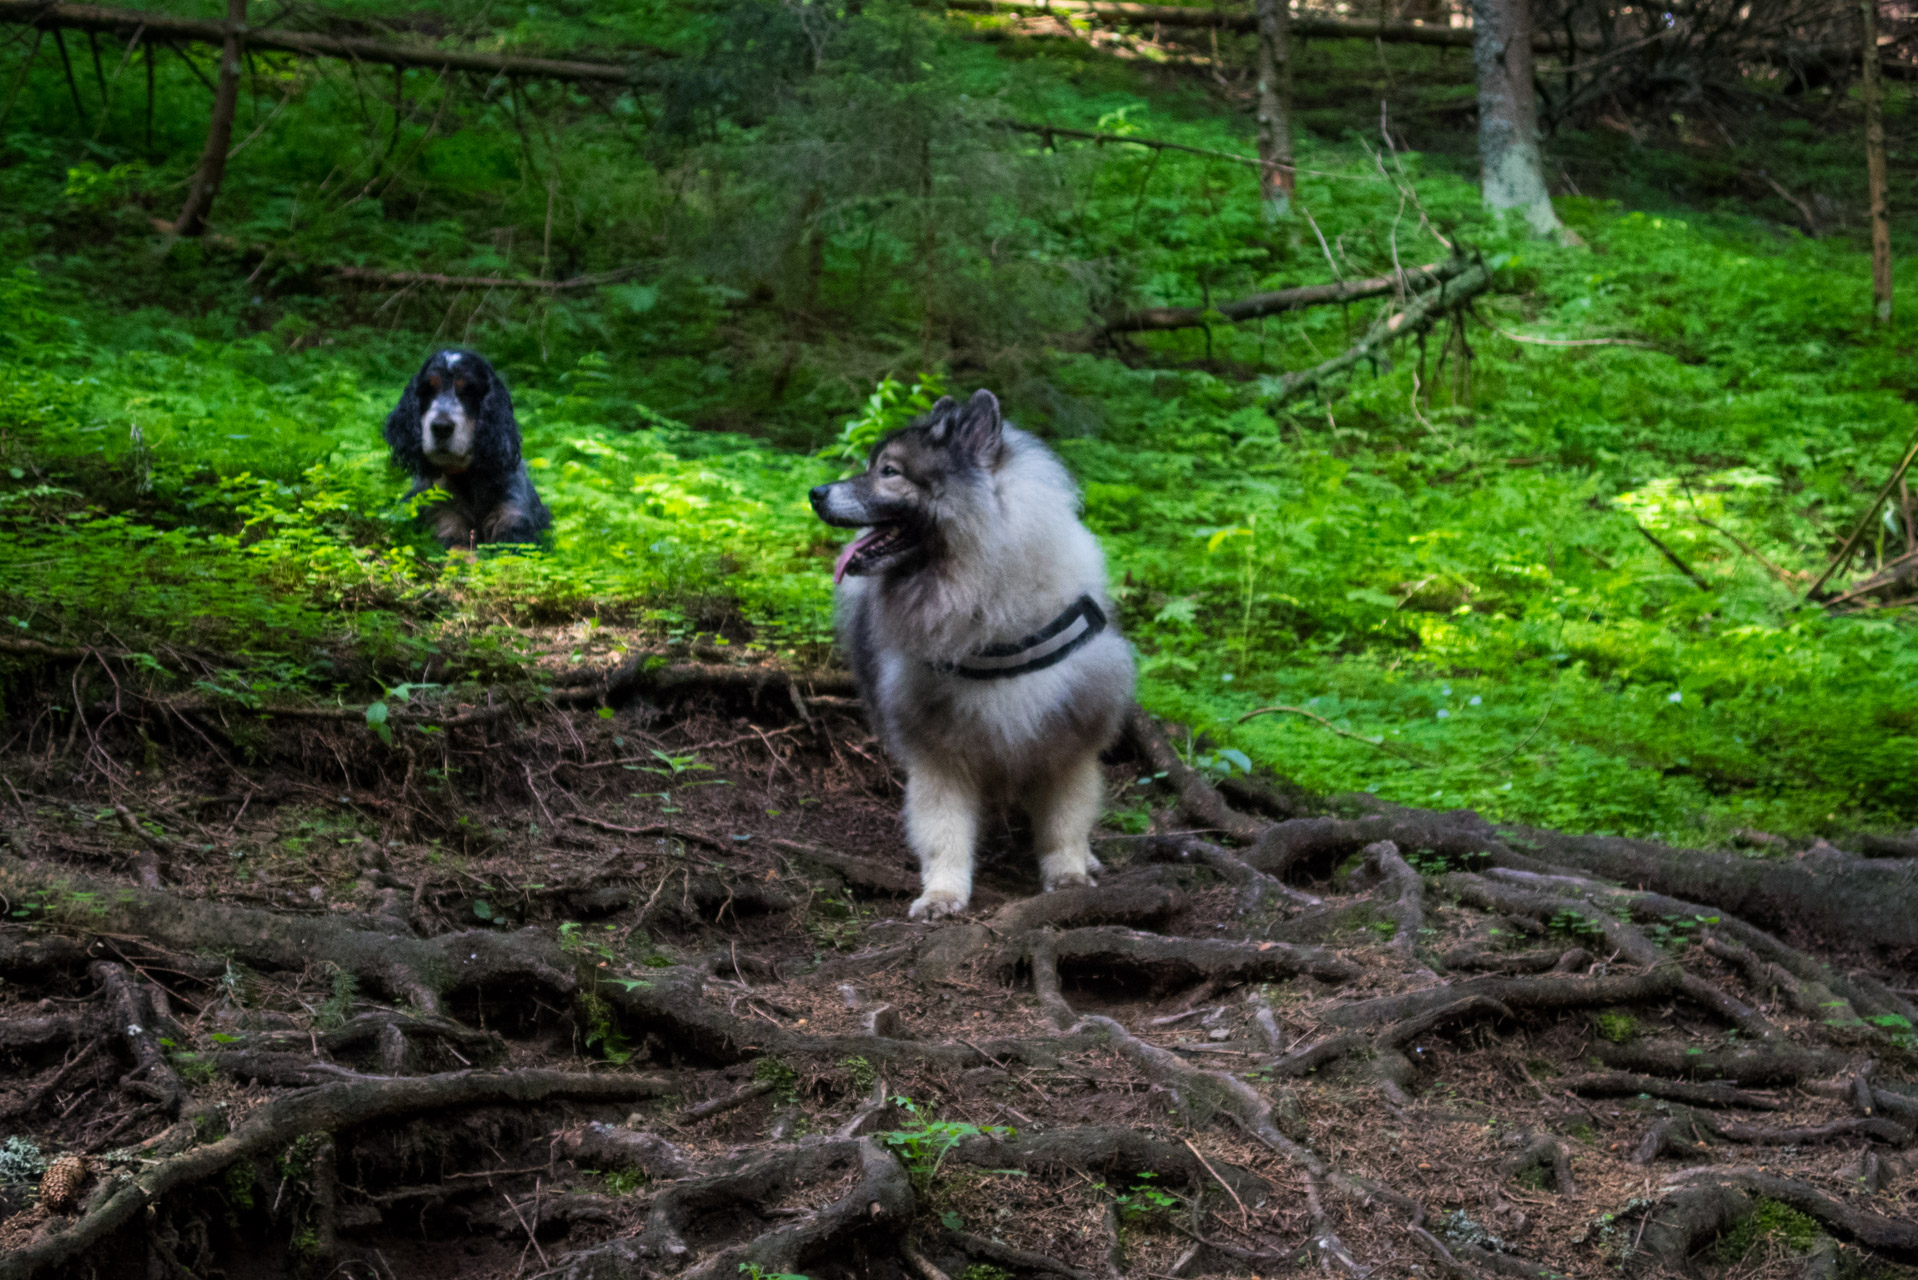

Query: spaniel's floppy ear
<box><xmin>383</xmin><ymin>362</ymin><xmax>429</xmax><ymax>475</ymax></box>
<box><xmin>470</xmin><ymin>359</ymin><xmax>522</xmax><ymax>477</ymax></box>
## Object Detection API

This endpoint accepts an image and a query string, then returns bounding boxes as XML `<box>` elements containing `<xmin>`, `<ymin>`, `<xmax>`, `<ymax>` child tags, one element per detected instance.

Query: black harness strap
<box><xmin>935</xmin><ymin>595</ymin><xmax>1109</xmax><ymax>681</ymax></box>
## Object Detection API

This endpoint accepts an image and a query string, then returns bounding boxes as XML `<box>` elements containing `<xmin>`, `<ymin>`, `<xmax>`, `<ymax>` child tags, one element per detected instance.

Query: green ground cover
<box><xmin>1</xmin><ymin>0</ymin><xmax>1913</xmax><ymax>842</ymax></box>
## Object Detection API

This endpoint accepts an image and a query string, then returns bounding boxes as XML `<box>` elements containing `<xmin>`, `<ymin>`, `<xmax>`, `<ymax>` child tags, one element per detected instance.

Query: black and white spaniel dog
<box><xmin>384</xmin><ymin>349</ymin><xmax>551</xmax><ymax>547</ymax></box>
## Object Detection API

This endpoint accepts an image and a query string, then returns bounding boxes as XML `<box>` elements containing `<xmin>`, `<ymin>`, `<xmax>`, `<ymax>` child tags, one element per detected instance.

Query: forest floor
<box><xmin>0</xmin><ymin>642</ymin><xmax>1914</xmax><ymax>1280</ymax></box>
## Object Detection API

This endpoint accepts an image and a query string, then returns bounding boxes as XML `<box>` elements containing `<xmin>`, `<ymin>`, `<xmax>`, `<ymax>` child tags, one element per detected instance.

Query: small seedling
<box><xmin>739</xmin><ymin>1264</ymin><xmax>810</xmax><ymax>1280</ymax></box>
<box><xmin>879</xmin><ymin>1095</ymin><xmax>1013</xmax><ymax>1188</ymax></box>
<box><xmin>1094</xmin><ymin>1170</ymin><xmax>1180</xmax><ymax>1222</ymax></box>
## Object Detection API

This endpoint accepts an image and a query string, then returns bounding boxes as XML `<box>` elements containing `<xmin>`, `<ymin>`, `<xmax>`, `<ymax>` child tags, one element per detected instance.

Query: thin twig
<box><xmin>502</xmin><ymin>1191</ymin><xmax>550</xmax><ymax>1269</ymax></box>
<box><xmin>1490</xmin><ymin>325</ymin><xmax>1653</xmax><ymax>348</ymax></box>
<box><xmin>1805</xmin><ymin>425</ymin><xmax>1918</xmax><ymax>599</ymax></box>
<box><xmin>1182</xmin><ymin>1136</ymin><xmax>1248</xmax><ymax>1229</ymax></box>
<box><xmin>1237</xmin><ymin>705</ymin><xmax>1430</xmax><ymax>767</ymax></box>
<box><xmin>1632</xmin><ymin>523</ymin><xmax>1711</xmax><ymax>591</ymax></box>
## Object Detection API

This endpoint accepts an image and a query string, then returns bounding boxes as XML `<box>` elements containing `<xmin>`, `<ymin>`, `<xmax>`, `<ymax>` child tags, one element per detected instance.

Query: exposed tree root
<box><xmin>1044</xmin><ymin>925</ymin><xmax>1360</xmax><ymax>988</ymax></box>
<box><xmin>1591</xmin><ymin>1040</ymin><xmax>1847</xmax><ymax>1085</ymax></box>
<box><xmin>1497</xmin><ymin>824</ymin><xmax>1918</xmax><ymax>954</ymax></box>
<box><xmin>1635</xmin><ymin>1168</ymin><xmax>1918</xmax><ymax>1268</ymax></box>
<box><xmin>0</xmin><ymin>1070</ymin><xmax>670</xmax><ymax>1280</ymax></box>
<box><xmin>1125</xmin><ymin>710</ymin><xmax>1267</xmax><ymax>843</ymax></box>
<box><xmin>1553</xmin><ymin>1071</ymin><xmax>1786</xmax><ymax>1110</ymax></box>
<box><xmin>541</xmin><ymin>1136</ymin><xmax>912</xmax><ymax>1280</ymax></box>
<box><xmin>1</xmin><ymin>695</ymin><xmax>1913</xmax><ymax>1280</ymax></box>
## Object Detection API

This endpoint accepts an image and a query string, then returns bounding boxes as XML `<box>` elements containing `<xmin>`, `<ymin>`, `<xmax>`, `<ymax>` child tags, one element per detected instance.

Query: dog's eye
<box><xmin>878</xmin><ymin>464</ymin><xmax>901</xmax><ymax>479</ymax></box>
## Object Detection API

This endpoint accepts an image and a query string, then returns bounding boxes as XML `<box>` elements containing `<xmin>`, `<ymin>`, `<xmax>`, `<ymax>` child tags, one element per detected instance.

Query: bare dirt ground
<box><xmin>0</xmin><ymin>647</ymin><xmax>1914</xmax><ymax>1280</ymax></box>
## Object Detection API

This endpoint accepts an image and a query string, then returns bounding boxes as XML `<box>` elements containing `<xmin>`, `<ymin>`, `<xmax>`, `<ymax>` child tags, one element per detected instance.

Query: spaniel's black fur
<box><xmin>384</xmin><ymin>349</ymin><xmax>551</xmax><ymax>547</ymax></box>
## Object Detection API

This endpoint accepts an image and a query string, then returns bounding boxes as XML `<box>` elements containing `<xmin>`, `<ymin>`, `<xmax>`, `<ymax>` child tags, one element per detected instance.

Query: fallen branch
<box><xmin>771</xmin><ymin>838</ymin><xmax>921</xmax><ymax>896</ymax></box>
<box><xmin>1107</xmin><ymin>258</ymin><xmax>1467</xmax><ymax>334</ymax></box>
<box><xmin>1805</xmin><ymin>422</ymin><xmax>1918</xmax><ymax>600</ymax></box>
<box><xmin>1633</xmin><ymin>521</ymin><xmax>1712</xmax><ymax>591</ymax></box>
<box><xmin>995</xmin><ymin>117</ymin><xmax>1288</xmax><ymax>176</ymax></box>
<box><xmin>0</xmin><ymin>0</ymin><xmax>658</xmax><ymax>81</ymax></box>
<box><xmin>331</xmin><ymin>264</ymin><xmax>649</xmax><ymax>292</ymax></box>
<box><xmin>943</xmin><ymin>0</ymin><xmax>1533</xmax><ymax>49</ymax></box>
<box><xmin>1264</xmin><ymin>262</ymin><xmax>1492</xmax><ymax>404</ymax></box>
<box><xmin>945</xmin><ymin>1229</ymin><xmax>1097</xmax><ymax>1280</ymax></box>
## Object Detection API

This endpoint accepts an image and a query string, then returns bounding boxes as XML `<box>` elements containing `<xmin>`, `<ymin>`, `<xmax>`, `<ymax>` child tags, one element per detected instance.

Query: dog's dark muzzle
<box><xmin>811</xmin><ymin>484</ymin><xmax>926</xmax><ymax>583</ymax></box>
<box><xmin>809</xmin><ymin>483</ymin><xmax>869</xmax><ymax>528</ymax></box>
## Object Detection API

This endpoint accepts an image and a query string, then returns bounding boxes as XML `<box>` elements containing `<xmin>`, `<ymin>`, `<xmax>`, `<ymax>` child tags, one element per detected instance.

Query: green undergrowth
<box><xmin>0</xmin><ymin>267</ymin><xmax>837</xmax><ymax>696</ymax></box>
<box><xmin>1</xmin><ymin>0</ymin><xmax>1916</xmax><ymax>845</ymax></box>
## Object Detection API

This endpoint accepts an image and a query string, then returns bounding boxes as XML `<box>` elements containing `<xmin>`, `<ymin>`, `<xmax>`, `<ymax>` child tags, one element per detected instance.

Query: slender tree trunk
<box><xmin>172</xmin><ymin>0</ymin><xmax>245</xmax><ymax>237</ymax></box>
<box><xmin>1862</xmin><ymin>0</ymin><xmax>1891</xmax><ymax>324</ymax></box>
<box><xmin>1472</xmin><ymin>0</ymin><xmax>1560</xmax><ymax>237</ymax></box>
<box><xmin>1253</xmin><ymin>0</ymin><xmax>1295</xmax><ymax>219</ymax></box>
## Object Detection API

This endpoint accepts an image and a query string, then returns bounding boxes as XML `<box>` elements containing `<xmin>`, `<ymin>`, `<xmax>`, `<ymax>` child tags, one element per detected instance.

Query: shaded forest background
<box><xmin>2</xmin><ymin>5</ymin><xmax>1918</xmax><ymax>1280</ymax></box>
<box><xmin>5</xmin><ymin>0</ymin><xmax>1918</xmax><ymax>843</ymax></box>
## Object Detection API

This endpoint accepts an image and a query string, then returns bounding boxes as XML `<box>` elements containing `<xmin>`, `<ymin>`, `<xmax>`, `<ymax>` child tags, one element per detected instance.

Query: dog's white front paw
<box><xmin>1039</xmin><ymin>850</ymin><xmax>1098</xmax><ymax>893</ymax></box>
<box><xmin>909</xmin><ymin>889</ymin><xmax>968</xmax><ymax>921</ymax></box>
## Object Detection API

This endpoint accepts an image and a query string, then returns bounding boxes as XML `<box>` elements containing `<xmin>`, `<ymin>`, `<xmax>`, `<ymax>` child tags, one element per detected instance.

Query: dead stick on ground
<box><xmin>1182</xmin><ymin>1136</ymin><xmax>1249</xmax><ymax>1229</ymax></box>
<box><xmin>1103</xmin><ymin>257</ymin><xmax>1465</xmax><ymax>334</ymax></box>
<box><xmin>1237</xmin><ymin>704</ymin><xmax>1430</xmax><ymax>766</ymax></box>
<box><xmin>0</xmin><ymin>0</ymin><xmax>658</xmax><ymax>81</ymax></box>
<box><xmin>1633</xmin><ymin>522</ymin><xmax>1711</xmax><ymax>591</ymax></box>
<box><xmin>1265</xmin><ymin>262</ymin><xmax>1491</xmax><ymax>403</ymax></box>
<box><xmin>109</xmin><ymin>804</ymin><xmax>166</xmax><ymax>890</ymax></box>
<box><xmin>502</xmin><ymin>1191</ymin><xmax>549</xmax><ymax>1269</ymax></box>
<box><xmin>1805</xmin><ymin>423</ymin><xmax>1918</xmax><ymax>599</ymax></box>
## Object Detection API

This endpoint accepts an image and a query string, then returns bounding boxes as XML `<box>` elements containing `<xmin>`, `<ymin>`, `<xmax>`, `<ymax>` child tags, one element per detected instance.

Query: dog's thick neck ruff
<box><xmin>932</xmin><ymin>595</ymin><xmax>1107</xmax><ymax>680</ymax></box>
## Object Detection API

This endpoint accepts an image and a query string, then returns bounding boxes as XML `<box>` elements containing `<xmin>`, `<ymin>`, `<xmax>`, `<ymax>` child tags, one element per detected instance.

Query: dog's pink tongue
<box><xmin>832</xmin><ymin>530</ymin><xmax>880</xmax><ymax>585</ymax></box>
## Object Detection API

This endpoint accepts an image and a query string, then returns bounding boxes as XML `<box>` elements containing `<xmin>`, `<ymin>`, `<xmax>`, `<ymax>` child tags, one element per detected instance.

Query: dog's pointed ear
<box><xmin>383</xmin><ymin>365</ymin><xmax>428</xmax><ymax>475</ymax></box>
<box><xmin>949</xmin><ymin>389</ymin><xmax>1003</xmax><ymax>464</ymax></box>
<box><xmin>922</xmin><ymin>396</ymin><xmax>960</xmax><ymax>445</ymax></box>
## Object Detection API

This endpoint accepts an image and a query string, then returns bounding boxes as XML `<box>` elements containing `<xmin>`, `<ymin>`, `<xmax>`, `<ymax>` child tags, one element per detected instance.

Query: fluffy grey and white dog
<box><xmin>809</xmin><ymin>389</ymin><xmax>1135</xmax><ymax>920</ymax></box>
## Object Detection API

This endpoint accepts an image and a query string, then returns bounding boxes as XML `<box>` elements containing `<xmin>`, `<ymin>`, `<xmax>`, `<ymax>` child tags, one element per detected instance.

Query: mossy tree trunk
<box><xmin>1863</xmin><ymin>0</ymin><xmax>1892</xmax><ymax>324</ymax></box>
<box><xmin>171</xmin><ymin>0</ymin><xmax>244</xmax><ymax>237</ymax></box>
<box><xmin>1471</xmin><ymin>0</ymin><xmax>1560</xmax><ymax>237</ymax></box>
<box><xmin>1253</xmin><ymin>0</ymin><xmax>1295</xmax><ymax>220</ymax></box>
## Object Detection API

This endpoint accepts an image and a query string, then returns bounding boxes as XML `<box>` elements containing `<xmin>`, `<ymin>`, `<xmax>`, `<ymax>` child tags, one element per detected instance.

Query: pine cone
<box><xmin>38</xmin><ymin>1154</ymin><xmax>85</xmax><ymax>1213</ymax></box>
